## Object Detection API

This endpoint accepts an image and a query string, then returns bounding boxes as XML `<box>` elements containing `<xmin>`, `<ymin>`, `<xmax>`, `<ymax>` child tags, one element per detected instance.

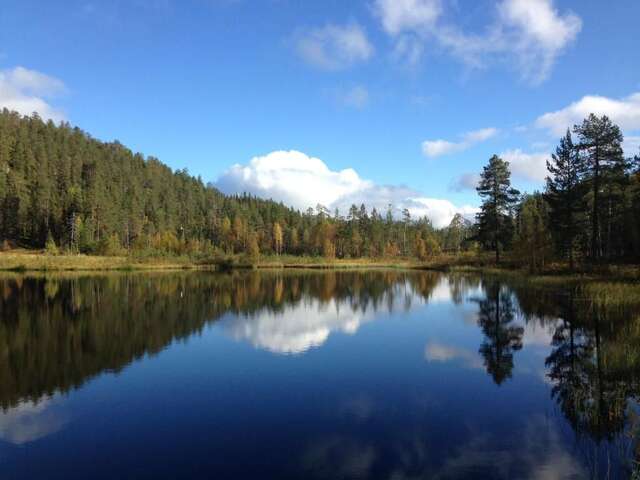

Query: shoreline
<box><xmin>0</xmin><ymin>250</ymin><xmax>640</xmax><ymax>282</ymax></box>
<box><xmin>1</xmin><ymin>251</ymin><xmax>638</xmax><ymax>283</ymax></box>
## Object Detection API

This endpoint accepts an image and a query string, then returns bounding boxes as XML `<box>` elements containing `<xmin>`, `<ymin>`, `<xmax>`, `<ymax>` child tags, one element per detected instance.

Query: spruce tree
<box><xmin>476</xmin><ymin>155</ymin><xmax>520</xmax><ymax>263</ymax></box>
<box><xmin>545</xmin><ymin>130</ymin><xmax>585</xmax><ymax>269</ymax></box>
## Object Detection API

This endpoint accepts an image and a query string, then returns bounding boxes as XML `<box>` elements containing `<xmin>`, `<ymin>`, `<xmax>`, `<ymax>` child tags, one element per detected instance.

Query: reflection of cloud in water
<box><xmin>300</xmin><ymin>415</ymin><xmax>584</xmax><ymax>479</ymax></box>
<box><xmin>0</xmin><ymin>398</ymin><xmax>68</xmax><ymax>444</ymax></box>
<box><xmin>425</xmin><ymin>341</ymin><xmax>483</xmax><ymax>370</ymax></box>
<box><xmin>428</xmin><ymin>278</ymin><xmax>454</xmax><ymax>303</ymax></box>
<box><xmin>339</xmin><ymin>394</ymin><xmax>375</xmax><ymax>422</ymax></box>
<box><xmin>522</xmin><ymin>320</ymin><xmax>558</xmax><ymax>348</ymax></box>
<box><xmin>221</xmin><ymin>299</ymin><xmax>374</xmax><ymax>354</ymax></box>
<box><xmin>433</xmin><ymin>414</ymin><xmax>585</xmax><ymax>479</ymax></box>
<box><xmin>301</xmin><ymin>435</ymin><xmax>376</xmax><ymax>479</ymax></box>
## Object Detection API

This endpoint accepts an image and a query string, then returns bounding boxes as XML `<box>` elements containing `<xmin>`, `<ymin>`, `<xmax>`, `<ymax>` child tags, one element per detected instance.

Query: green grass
<box><xmin>4</xmin><ymin>249</ymin><xmax>640</xmax><ymax>282</ymax></box>
<box><xmin>0</xmin><ymin>250</ymin><xmax>207</xmax><ymax>272</ymax></box>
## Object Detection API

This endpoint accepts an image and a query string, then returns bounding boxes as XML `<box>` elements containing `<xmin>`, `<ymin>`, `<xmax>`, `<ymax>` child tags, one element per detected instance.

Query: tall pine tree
<box><xmin>573</xmin><ymin>114</ymin><xmax>626</xmax><ymax>260</ymax></box>
<box><xmin>545</xmin><ymin>130</ymin><xmax>586</xmax><ymax>269</ymax></box>
<box><xmin>476</xmin><ymin>155</ymin><xmax>520</xmax><ymax>263</ymax></box>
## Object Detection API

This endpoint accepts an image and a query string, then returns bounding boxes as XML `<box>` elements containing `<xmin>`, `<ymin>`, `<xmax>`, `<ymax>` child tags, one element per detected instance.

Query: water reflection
<box><xmin>0</xmin><ymin>271</ymin><xmax>441</xmax><ymax>409</ymax></box>
<box><xmin>0</xmin><ymin>398</ymin><xmax>67</xmax><ymax>445</ymax></box>
<box><xmin>474</xmin><ymin>281</ymin><xmax>524</xmax><ymax>385</ymax></box>
<box><xmin>0</xmin><ymin>270</ymin><xmax>638</xmax><ymax>478</ymax></box>
<box><xmin>220</xmin><ymin>298</ymin><xmax>374</xmax><ymax>354</ymax></box>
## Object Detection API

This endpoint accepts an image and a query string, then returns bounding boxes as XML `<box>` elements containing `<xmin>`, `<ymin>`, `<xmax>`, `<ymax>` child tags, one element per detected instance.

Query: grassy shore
<box><xmin>0</xmin><ymin>250</ymin><xmax>430</xmax><ymax>272</ymax></box>
<box><xmin>2</xmin><ymin>250</ymin><xmax>639</xmax><ymax>281</ymax></box>
<box><xmin>0</xmin><ymin>250</ymin><xmax>203</xmax><ymax>272</ymax></box>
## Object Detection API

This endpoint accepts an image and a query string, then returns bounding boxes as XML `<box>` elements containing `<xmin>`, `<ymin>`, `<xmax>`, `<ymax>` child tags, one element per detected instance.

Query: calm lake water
<box><xmin>0</xmin><ymin>270</ymin><xmax>638</xmax><ymax>479</ymax></box>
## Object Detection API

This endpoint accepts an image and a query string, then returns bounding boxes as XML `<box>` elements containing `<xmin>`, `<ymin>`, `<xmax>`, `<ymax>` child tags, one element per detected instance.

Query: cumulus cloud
<box><xmin>295</xmin><ymin>23</ymin><xmax>374</xmax><ymax>70</ymax></box>
<box><xmin>0</xmin><ymin>66</ymin><xmax>66</xmax><ymax>122</ymax></box>
<box><xmin>402</xmin><ymin>198</ymin><xmax>478</xmax><ymax>229</ymax></box>
<box><xmin>449</xmin><ymin>150</ymin><xmax>550</xmax><ymax>189</ymax></box>
<box><xmin>500</xmin><ymin>149</ymin><xmax>550</xmax><ymax>183</ymax></box>
<box><xmin>422</xmin><ymin>127</ymin><xmax>499</xmax><ymax>158</ymax></box>
<box><xmin>373</xmin><ymin>0</ymin><xmax>581</xmax><ymax>83</ymax></box>
<box><xmin>216</xmin><ymin>150</ymin><xmax>477</xmax><ymax>228</ymax></box>
<box><xmin>536</xmin><ymin>91</ymin><xmax>640</xmax><ymax>136</ymax></box>
<box><xmin>216</xmin><ymin>150</ymin><xmax>370</xmax><ymax>210</ymax></box>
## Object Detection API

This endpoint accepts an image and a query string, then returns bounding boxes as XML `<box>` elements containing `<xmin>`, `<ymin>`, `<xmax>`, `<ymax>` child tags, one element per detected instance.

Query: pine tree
<box><xmin>573</xmin><ymin>114</ymin><xmax>626</xmax><ymax>260</ymax></box>
<box><xmin>476</xmin><ymin>155</ymin><xmax>520</xmax><ymax>263</ymax></box>
<box><xmin>545</xmin><ymin>130</ymin><xmax>585</xmax><ymax>269</ymax></box>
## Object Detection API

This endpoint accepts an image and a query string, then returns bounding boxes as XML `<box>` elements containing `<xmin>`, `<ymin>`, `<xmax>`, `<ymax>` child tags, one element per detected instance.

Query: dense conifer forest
<box><xmin>0</xmin><ymin>109</ymin><xmax>456</xmax><ymax>260</ymax></box>
<box><xmin>0</xmin><ymin>109</ymin><xmax>638</xmax><ymax>268</ymax></box>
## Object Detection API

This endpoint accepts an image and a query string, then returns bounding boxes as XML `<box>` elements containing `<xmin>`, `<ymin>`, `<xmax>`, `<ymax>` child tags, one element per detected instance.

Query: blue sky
<box><xmin>1</xmin><ymin>0</ymin><xmax>639</xmax><ymax>226</ymax></box>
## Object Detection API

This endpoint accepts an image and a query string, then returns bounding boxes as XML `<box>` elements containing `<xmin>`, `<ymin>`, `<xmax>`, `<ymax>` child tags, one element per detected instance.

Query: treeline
<box><xmin>0</xmin><ymin>109</ymin><xmax>471</xmax><ymax>259</ymax></box>
<box><xmin>2</xmin><ymin>109</ymin><xmax>638</xmax><ymax>267</ymax></box>
<box><xmin>475</xmin><ymin>113</ymin><xmax>640</xmax><ymax>269</ymax></box>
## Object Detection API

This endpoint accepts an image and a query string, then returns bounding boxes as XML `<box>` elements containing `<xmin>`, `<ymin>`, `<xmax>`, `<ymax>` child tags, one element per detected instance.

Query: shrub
<box><xmin>45</xmin><ymin>232</ymin><xmax>59</xmax><ymax>255</ymax></box>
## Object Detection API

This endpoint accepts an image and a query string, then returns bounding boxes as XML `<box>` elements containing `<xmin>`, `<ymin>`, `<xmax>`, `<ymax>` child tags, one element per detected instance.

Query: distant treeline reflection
<box><xmin>0</xmin><ymin>271</ymin><xmax>638</xmax><ymax>460</ymax></box>
<box><xmin>0</xmin><ymin>271</ymin><xmax>441</xmax><ymax>409</ymax></box>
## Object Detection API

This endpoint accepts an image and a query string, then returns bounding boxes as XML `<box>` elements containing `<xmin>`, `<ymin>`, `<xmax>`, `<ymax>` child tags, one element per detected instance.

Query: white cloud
<box><xmin>216</xmin><ymin>150</ymin><xmax>477</xmax><ymax>228</ymax></box>
<box><xmin>374</xmin><ymin>0</ymin><xmax>442</xmax><ymax>36</ymax></box>
<box><xmin>295</xmin><ymin>23</ymin><xmax>374</xmax><ymax>70</ymax></box>
<box><xmin>624</xmin><ymin>135</ymin><xmax>640</xmax><ymax>156</ymax></box>
<box><xmin>403</xmin><ymin>198</ymin><xmax>479</xmax><ymax>229</ymax></box>
<box><xmin>536</xmin><ymin>91</ymin><xmax>640</xmax><ymax>136</ymax></box>
<box><xmin>497</xmin><ymin>0</ymin><xmax>582</xmax><ymax>83</ymax></box>
<box><xmin>216</xmin><ymin>150</ymin><xmax>370</xmax><ymax>210</ymax></box>
<box><xmin>374</xmin><ymin>0</ymin><xmax>581</xmax><ymax>83</ymax></box>
<box><xmin>422</xmin><ymin>127</ymin><xmax>499</xmax><ymax>158</ymax></box>
<box><xmin>500</xmin><ymin>149</ymin><xmax>550</xmax><ymax>183</ymax></box>
<box><xmin>449</xmin><ymin>150</ymin><xmax>550</xmax><ymax>188</ymax></box>
<box><xmin>422</xmin><ymin>139</ymin><xmax>458</xmax><ymax>157</ymax></box>
<box><xmin>0</xmin><ymin>66</ymin><xmax>66</xmax><ymax>122</ymax></box>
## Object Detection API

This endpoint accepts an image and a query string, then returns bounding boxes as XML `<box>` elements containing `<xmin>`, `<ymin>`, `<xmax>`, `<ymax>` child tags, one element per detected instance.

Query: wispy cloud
<box><xmin>295</xmin><ymin>23</ymin><xmax>374</xmax><ymax>70</ymax></box>
<box><xmin>338</xmin><ymin>85</ymin><xmax>370</xmax><ymax>109</ymax></box>
<box><xmin>373</xmin><ymin>0</ymin><xmax>581</xmax><ymax>83</ymax></box>
<box><xmin>422</xmin><ymin>127</ymin><xmax>499</xmax><ymax>158</ymax></box>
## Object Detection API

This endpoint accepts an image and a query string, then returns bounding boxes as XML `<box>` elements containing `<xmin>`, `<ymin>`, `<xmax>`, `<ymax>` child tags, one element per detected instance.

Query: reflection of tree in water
<box><xmin>447</xmin><ymin>274</ymin><xmax>481</xmax><ymax>305</ymax></box>
<box><xmin>0</xmin><ymin>270</ymin><xmax>442</xmax><ymax>410</ymax></box>
<box><xmin>525</xmin><ymin>287</ymin><xmax>640</xmax><ymax>478</ymax></box>
<box><xmin>474</xmin><ymin>281</ymin><xmax>524</xmax><ymax>385</ymax></box>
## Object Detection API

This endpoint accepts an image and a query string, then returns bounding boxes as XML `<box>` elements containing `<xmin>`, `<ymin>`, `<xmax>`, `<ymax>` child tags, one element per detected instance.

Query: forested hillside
<box><xmin>0</xmin><ymin>109</ymin><xmax>460</xmax><ymax>259</ymax></box>
<box><xmin>2</xmin><ymin>109</ymin><xmax>638</xmax><ymax>268</ymax></box>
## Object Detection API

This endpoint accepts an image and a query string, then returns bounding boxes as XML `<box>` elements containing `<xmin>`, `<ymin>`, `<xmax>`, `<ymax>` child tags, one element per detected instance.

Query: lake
<box><xmin>0</xmin><ymin>270</ymin><xmax>638</xmax><ymax>479</ymax></box>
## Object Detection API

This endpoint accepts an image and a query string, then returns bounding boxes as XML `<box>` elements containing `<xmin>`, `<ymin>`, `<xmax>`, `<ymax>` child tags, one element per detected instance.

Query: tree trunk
<box><xmin>591</xmin><ymin>147</ymin><xmax>600</xmax><ymax>261</ymax></box>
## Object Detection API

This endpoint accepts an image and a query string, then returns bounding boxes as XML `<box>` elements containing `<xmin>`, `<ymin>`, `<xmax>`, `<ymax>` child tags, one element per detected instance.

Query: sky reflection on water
<box><xmin>0</xmin><ymin>271</ymin><xmax>637</xmax><ymax>479</ymax></box>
